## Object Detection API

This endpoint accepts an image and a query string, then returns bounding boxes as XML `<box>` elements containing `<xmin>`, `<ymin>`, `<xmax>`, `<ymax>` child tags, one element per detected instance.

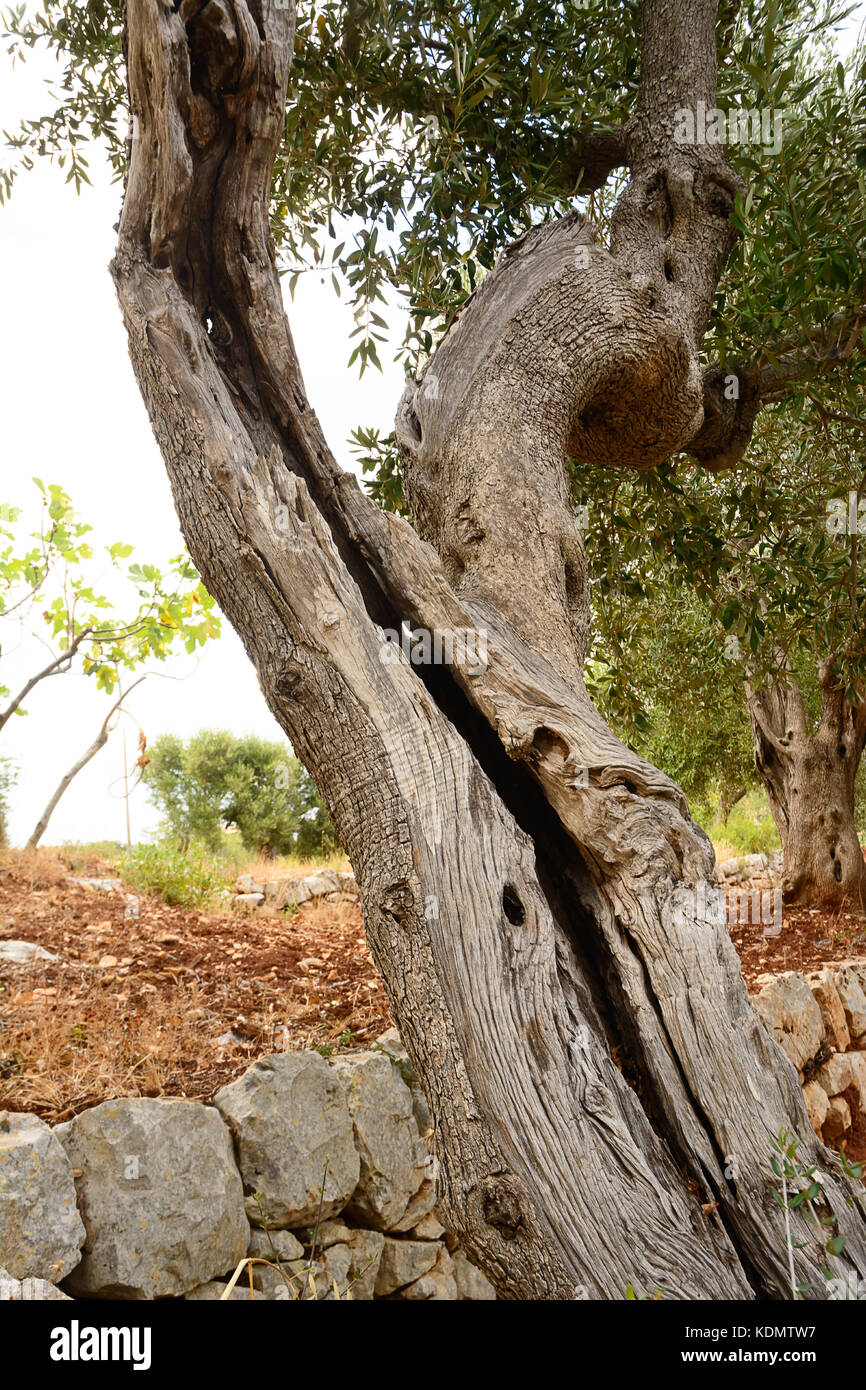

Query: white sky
<box><xmin>0</xmin><ymin>53</ymin><xmax>406</xmax><ymax>846</ymax></box>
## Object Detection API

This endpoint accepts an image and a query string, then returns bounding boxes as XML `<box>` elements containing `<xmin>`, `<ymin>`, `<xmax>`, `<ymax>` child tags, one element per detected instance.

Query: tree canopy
<box><xmin>3</xmin><ymin>0</ymin><xmax>863</xmax><ymax>375</ymax></box>
<box><xmin>0</xmin><ymin>477</ymin><xmax>220</xmax><ymax>727</ymax></box>
<box><xmin>143</xmin><ymin>728</ymin><xmax>338</xmax><ymax>857</ymax></box>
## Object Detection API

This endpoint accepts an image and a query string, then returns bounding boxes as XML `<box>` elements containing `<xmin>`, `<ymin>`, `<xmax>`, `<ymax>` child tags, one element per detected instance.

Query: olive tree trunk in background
<box><xmin>112</xmin><ymin>0</ymin><xmax>866</xmax><ymax>1297</ymax></box>
<box><xmin>747</xmin><ymin>667</ymin><xmax>866</xmax><ymax>909</ymax></box>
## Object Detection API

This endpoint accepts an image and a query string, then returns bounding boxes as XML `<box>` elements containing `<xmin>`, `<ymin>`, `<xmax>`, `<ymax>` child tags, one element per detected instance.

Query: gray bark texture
<box><xmin>111</xmin><ymin>0</ymin><xmax>866</xmax><ymax>1297</ymax></box>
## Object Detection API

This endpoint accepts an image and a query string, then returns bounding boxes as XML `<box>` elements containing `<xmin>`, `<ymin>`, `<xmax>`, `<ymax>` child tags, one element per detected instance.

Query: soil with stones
<box><xmin>1</xmin><ymin>856</ymin><xmax>863</xmax><ymax>1127</ymax></box>
<box><xmin>0</xmin><ymin>857</ymin><xmax>391</xmax><ymax>1122</ymax></box>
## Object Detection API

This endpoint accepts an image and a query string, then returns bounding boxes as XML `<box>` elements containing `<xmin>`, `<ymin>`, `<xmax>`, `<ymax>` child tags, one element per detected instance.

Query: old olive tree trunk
<box><xmin>747</xmin><ymin>667</ymin><xmax>866</xmax><ymax>909</ymax></box>
<box><xmin>112</xmin><ymin>0</ymin><xmax>866</xmax><ymax>1297</ymax></box>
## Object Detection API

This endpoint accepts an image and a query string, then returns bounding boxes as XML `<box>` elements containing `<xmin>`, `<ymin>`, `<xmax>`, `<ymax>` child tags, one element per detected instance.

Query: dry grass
<box><xmin>0</xmin><ymin>861</ymin><xmax>390</xmax><ymax>1121</ymax></box>
<box><xmin>1</xmin><ymin>977</ymin><xmax>216</xmax><ymax>1118</ymax></box>
<box><xmin>237</xmin><ymin>850</ymin><xmax>352</xmax><ymax>881</ymax></box>
<box><xmin>0</xmin><ymin>846</ymin><xmax>69</xmax><ymax>891</ymax></box>
<box><xmin>710</xmin><ymin>836</ymin><xmax>740</xmax><ymax>864</ymax></box>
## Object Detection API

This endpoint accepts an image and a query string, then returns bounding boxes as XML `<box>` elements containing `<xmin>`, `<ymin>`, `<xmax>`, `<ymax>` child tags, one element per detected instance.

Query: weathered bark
<box><xmin>26</xmin><ymin>678</ymin><xmax>145</xmax><ymax>848</ymax></box>
<box><xmin>747</xmin><ymin>667</ymin><xmax>866</xmax><ymax>909</ymax></box>
<box><xmin>110</xmin><ymin>0</ymin><xmax>866</xmax><ymax>1297</ymax></box>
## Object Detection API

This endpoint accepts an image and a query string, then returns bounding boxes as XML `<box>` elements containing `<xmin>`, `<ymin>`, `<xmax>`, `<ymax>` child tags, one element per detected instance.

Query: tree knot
<box><xmin>481</xmin><ymin>1175</ymin><xmax>526</xmax><ymax>1241</ymax></box>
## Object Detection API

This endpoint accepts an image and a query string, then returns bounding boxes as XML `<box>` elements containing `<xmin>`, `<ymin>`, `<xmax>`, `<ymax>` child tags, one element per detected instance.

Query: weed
<box><xmin>120</xmin><ymin>840</ymin><xmax>231</xmax><ymax>909</ymax></box>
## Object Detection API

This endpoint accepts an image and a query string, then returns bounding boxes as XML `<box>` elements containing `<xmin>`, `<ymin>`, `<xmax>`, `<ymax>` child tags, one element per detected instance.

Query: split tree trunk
<box><xmin>747</xmin><ymin>667</ymin><xmax>866</xmax><ymax>909</ymax></box>
<box><xmin>111</xmin><ymin>0</ymin><xmax>866</xmax><ymax>1297</ymax></box>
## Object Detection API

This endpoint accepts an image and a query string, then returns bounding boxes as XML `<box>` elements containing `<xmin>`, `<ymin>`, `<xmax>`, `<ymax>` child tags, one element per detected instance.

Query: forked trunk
<box><xmin>111</xmin><ymin>0</ymin><xmax>866</xmax><ymax>1297</ymax></box>
<box><xmin>747</xmin><ymin>669</ymin><xmax>866</xmax><ymax>909</ymax></box>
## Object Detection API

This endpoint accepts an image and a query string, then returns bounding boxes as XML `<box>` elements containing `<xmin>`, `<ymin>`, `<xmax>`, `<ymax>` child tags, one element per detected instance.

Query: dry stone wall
<box><xmin>0</xmin><ymin>1028</ymin><xmax>495</xmax><ymax>1302</ymax></box>
<box><xmin>753</xmin><ymin>961</ymin><xmax>866</xmax><ymax>1150</ymax></box>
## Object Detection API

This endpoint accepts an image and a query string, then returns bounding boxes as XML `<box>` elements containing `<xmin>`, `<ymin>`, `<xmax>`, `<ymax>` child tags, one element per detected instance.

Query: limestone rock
<box><xmin>58</xmin><ymin>1098</ymin><xmax>248</xmax><ymax>1299</ymax></box>
<box><xmin>0</xmin><ymin>940</ymin><xmax>58</xmax><ymax>963</ymax></box>
<box><xmin>249</xmin><ymin>1222</ymin><xmax>381</xmax><ymax>1299</ymax></box>
<box><xmin>289</xmin><ymin>1226</ymin><xmax>383</xmax><ymax>1300</ymax></box>
<box><xmin>808</xmin><ymin>970</ymin><xmax>850</xmax><ymax>1053</ymax></box>
<box><xmin>398</xmin><ymin>1245</ymin><xmax>458</xmax><ymax>1300</ymax></box>
<box><xmin>834</xmin><ymin>967</ymin><xmax>866</xmax><ymax>1043</ymax></box>
<box><xmin>295</xmin><ymin>1258</ymin><xmax>330</xmax><ymax>1300</ymax></box>
<box><xmin>452</xmin><ymin>1249</ymin><xmax>497</xmax><ymax>1300</ymax></box>
<box><xmin>374</xmin><ymin>1236</ymin><xmax>439</xmax><ymax>1296</ymax></box>
<box><xmin>824</xmin><ymin>1095</ymin><xmax>852</xmax><ymax>1143</ymax></box>
<box><xmin>306</xmin><ymin>1219</ymin><xmax>353</xmax><ymax>1249</ymax></box>
<box><xmin>814</xmin><ymin>1052</ymin><xmax>854</xmax><ymax>1099</ymax></box>
<box><xmin>411</xmin><ymin>1211</ymin><xmax>446</xmax><ymax>1240</ymax></box>
<box><xmin>0</xmin><ymin>1267</ymin><xmax>73</xmax><ymax>1300</ymax></box>
<box><xmin>321</xmin><ymin>1242</ymin><xmax>353</xmax><ymax>1293</ymax></box>
<box><xmin>846</xmin><ymin>1051</ymin><xmax>866</xmax><ymax>1114</ymax></box>
<box><xmin>215</xmin><ymin>1052</ymin><xmax>359</xmax><ymax>1229</ymax></box>
<box><xmin>0</xmin><ymin>1112</ymin><xmax>84</xmax><ymax>1282</ymax></box>
<box><xmin>251</xmin><ymin>1262</ymin><xmax>302</xmax><ymax>1300</ymax></box>
<box><xmin>332</xmin><ymin>1051</ymin><xmax>429</xmax><ymax>1230</ymax></box>
<box><xmin>373</xmin><ymin>1028</ymin><xmax>432</xmax><ymax>1132</ymax></box>
<box><xmin>184</xmin><ymin>1281</ymin><xmax>255</xmax><ymax>1301</ymax></box>
<box><xmin>255</xmin><ymin>1257</ymin><xmax>325</xmax><ymax>1300</ymax></box>
<box><xmin>802</xmin><ymin>1080</ymin><xmax>830</xmax><ymax>1136</ymax></box>
<box><xmin>716</xmin><ymin>854</ymin><xmax>769</xmax><ymax>882</ymax></box>
<box><xmin>265</xmin><ymin>870</ymin><xmax>341</xmax><ymax>909</ymax></box>
<box><xmin>388</xmin><ymin>1179</ymin><xmax>437</xmax><ymax>1232</ymax></box>
<box><xmin>235</xmin><ymin>893</ymin><xmax>265</xmax><ymax>909</ymax></box>
<box><xmin>247</xmin><ymin>1228</ymin><xmax>305</xmax><ymax>1262</ymax></box>
<box><xmin>339</xmin><ymin>1229</ymin><xmax>384</xmax><ymax>1301</ymax></box>
<box><xmin>236</xmin><ymin>875</ymin><xmax>266</xmax><ymax>895</ymax></box>
<box><xmin>753</xmin><ymin>972</ymin><xmax>824</xmax><ymax>1071</ymax></box>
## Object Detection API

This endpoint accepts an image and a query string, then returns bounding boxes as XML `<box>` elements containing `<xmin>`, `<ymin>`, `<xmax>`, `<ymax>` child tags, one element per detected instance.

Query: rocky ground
<box><xmin>730</xmin><ymin>896</ymin><xmax>866</xmax><ymax>991</ymax></box>
<box><xmin>0</xmin><ymin>852</ymin><xmax>392</xmax><ymax>1121</ymax></box>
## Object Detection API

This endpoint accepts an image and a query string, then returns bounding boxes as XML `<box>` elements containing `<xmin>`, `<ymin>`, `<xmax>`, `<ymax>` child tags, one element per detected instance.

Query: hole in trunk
<box><xmin>502</xmin><ymin>884</ymin><xmax>526</xmax><ymax>926</ymax></box>
<box><xmin>532</xmin><ymin>727</ymin><xmax>570</xmax><ymax>763</ymax></box>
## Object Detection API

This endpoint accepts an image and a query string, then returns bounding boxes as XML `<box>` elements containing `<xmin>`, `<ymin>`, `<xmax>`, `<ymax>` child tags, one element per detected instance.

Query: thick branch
<box><xmin>558</xmin><ymin>124</ymin><xmax>628</xmax><ymax>192</ymax></box>
<box><xmin>686</xmin><ymin>308</ymin><xmax>866</xmax><ymax>469</ymax></box>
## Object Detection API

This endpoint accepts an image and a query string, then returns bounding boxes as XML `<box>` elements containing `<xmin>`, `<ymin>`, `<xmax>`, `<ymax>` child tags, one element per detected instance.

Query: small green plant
<box><xmin>705</xmin><ymin>792</ymin><xmax>781</xmax><ymax>858</ymax></box>
<box><xmin>769</xmin><ymin>1127</ymin><xmax>848</xmax><ymax>1299</ymax></box>
<box><xmin>121</xmin><ymin>839</ymin><xmax>230</xmax><ymax>908</ymax></box>
<box><xmin>624</xmin><ymin>1283</ymin><xmax>664</xmax><ymax>1300</ymax></box>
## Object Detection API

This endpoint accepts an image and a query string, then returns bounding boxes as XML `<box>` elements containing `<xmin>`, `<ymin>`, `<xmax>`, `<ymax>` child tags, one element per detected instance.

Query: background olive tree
<box><xmin>144</xmin><ymin>728</ymin><xmax>337</xmax><ymax>857</ymax></box>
